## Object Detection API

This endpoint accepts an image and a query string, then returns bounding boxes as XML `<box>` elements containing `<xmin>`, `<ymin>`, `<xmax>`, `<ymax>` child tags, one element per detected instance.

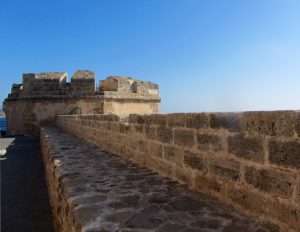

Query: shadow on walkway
<box><xmin>1</xmin><ymin>136</ymin><xmax>54</xmax><ymax>232</ymax></box>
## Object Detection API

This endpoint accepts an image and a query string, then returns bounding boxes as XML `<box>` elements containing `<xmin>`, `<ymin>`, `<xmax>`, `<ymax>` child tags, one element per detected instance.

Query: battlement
<box><xmin>99</xmin><ymin>76</ymin><xmax>159</xmax><ymax>95</ymax></box>
<box><xmin>21</xmin><ymin>72</ymin><xmax>67</xmax><ymax>96</ymax></box>
<box><xmin>70</xmin><ymin>70</ymin><xmax>95</xmax><ymax>95</ymax></box>
<box><xmin>7</xmin><ymin>70</ymin><xmax>160</xmax><ymax>100</ymax></box>
<box><xmin>3</xmin><ymin>70</ymin><xmax>160</xmax><ymax>135</ymax></box>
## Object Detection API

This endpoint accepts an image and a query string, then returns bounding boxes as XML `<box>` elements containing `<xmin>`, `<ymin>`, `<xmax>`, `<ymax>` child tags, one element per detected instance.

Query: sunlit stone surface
<box><xmin>41</xmin><ymin>127</ymin><xmax>275</xmax><ymax>232</ymax></box>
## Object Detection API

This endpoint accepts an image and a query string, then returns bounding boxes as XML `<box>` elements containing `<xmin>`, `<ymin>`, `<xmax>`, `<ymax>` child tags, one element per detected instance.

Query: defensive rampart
<box><xmin>56</xmin><ymin>111</ymin><xmax>300</xmax><ymax>231</ymax></box>
<box><xmin>3</xmin><ymin>71</ymin><xmax>160</xmax><ymax>136</ymax></box>
<box><xmin>41</xmin><ymin>127</ymin><xmax>279</xmax><ymax>232</ymax></box>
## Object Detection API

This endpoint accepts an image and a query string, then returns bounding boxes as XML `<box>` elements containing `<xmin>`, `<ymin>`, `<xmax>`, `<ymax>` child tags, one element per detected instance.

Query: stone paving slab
<box><xmin>41</xmin><ymin>127</ymin><xmax>277</xmax><ymax>232</ymax></box>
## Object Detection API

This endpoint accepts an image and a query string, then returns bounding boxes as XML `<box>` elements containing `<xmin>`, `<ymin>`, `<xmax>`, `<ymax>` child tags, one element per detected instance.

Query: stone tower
<box><xmin>3</xmin><ymin>70</ymin><xmax>160</xmax><ymax>135</ymax></box>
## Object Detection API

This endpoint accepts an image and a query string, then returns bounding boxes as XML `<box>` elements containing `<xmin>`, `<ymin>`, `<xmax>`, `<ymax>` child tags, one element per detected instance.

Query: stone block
<box><xmin>209</xmin><ymin>156</ymin><xmax>240</xmax><ymax>181</ymax></box>
<box><xmin>164</xmin><ymin>145</ymin><xmax>184</xmax><ymax>166</ymax></box>
<box><xmin>140</xmin><ymin>114</ymin><xmax>152</xmax><ymax>124</ymax></box>
<box><xmin>197</xmin><ymin>133</ymin><xmax>222</xmax><ymax>151</ymax></box>
<box><xmin>134</xmin><ymin>124</ymin><xmax>144</xmax><ymax>134</ymax></box>
<box><xmin>227</xmin><ymin>186</ymin><xmax>267</xmax><ymax>215</ymax></box>
<box><xmin>137</xmin><ymin>140</ymin><xmax>148</xmax><ymax>153</ymax></box>
<box><xmin>128</xmin><ymin>138</ymin><xmax>138</xmax><ymax>150</ymax></box>
<box><xmin>96</xmin><ymin>121</ymin><xmax>105</xmax><ymax>130</ymax></box>
<box><xmin>110</xmin><ymin>123</ymin><xmax>120</xmax><ymax>132</ymax></box>
<box><xmin>296</xmin><ymin>112</ymin><xmax>300</xmax><ymax>137</ymax></box>
<box><xmin>173</xmin><ymin>165</ymin><xmax>193</xmax><ymax>185</ymax></box>
<box><xmin>167</xmin><ymin>113</ymin><xmax>186</xmax><ymax>127</ymax></box>
<box><xmin>269</xmin><ymin>140</ymin><xmax>300</xmax><ymax>169</ymax></box>
<box><xmin>145</xmin><ymin>156</ymin><xmax>158</xmax><ymax>170</ymax></box>
<box><xmin>72</xmin><ymin>70</ymin><xmax>95</xmax><ymax>80</ymax></box>
<box><xmin>106</xmin><ymin>122</ymin><xmax>112</xmax><ymax>131</ymax></box>
<box><xmin>148</xmin><ymin>142</ymin><xmax>163</xmax><ymax>158</ymax></box>
<box><xmin>174</xmin><ymin>129</ymin><xmax>194</xmax><ymax>147</ymax></box>
<box><xmin>297</xmin><ymin>180</ymin><xmax>300</xmax><ymax>204</ymax></box>
<box><xmin>267</xmin><ymin>198</ymin><xmax>300</xmax><ymax>230</ymax></box>
<box><xmin>164</xmin><ymin>145</ymin><xmax>176</xmax><ymax>159</ymax></box>
<box><xmin>71</xmin><ymin>70</ymin><xmax>95</xmax><ymax>95</ymax></box>
<box><xmin>155</xmin><ymin>114</ymin><xmax>168</xmax><ymax>126</ymax></box>
<box><xmin>120</xmin><ymin>123</ymin><xmax>130</xmax><ymax>134</ymax></box>
<box><xmin>185</xmin><ymin>113</ymin><xmax>209</xmax><ymax>129</ymax></box>
<box><xmin>94</xmin><ymin>114</ymin><xmax>120</xmax><ymax>122</ymax></box>
<box><xmin>157</xmin><ymin>126</ymin><xmax>172</xmax><ymax>144</ymax></box>
<box><xmin>194</xmin><ymin>175</ymin><xmax>225</xmax><ymax>196</ymax></box>
<box><xmin>123</xmin><ymin>147</ymin><xmax>134</xmax><ymax>159</ymax></box>
<box><xmin>244</xmin><ymin>166</ymin><xmax>296</xmax><ymax>198</ymax></box>
<box><xmin>145</xmin><ymin>125</ymin><xmax>156</xmax><ymax>140</ymax></box>
<box><xmin>129</xmin><ymin>114</ymin><xmax>145</xmax><ymax>124</ymax></box>
<box><xmin>144</xmin><ymin>114</ymin><xmax>167</xmax><ymax>126</ymax></box>
<box><xmin>228</xmin><ymin>134</ymin><xmax>264</xmax><ymax>163</ymax></box>
<box><xmin>241</xmin><ymin>111</ymin><xmax>295</xmax><ymax>136</ymax></box>
<box><xmin>183</xmin><ymin>150</ymin><xmax>206</xmax><ymax>172</ymax></box>
<box><xmin>157</xmin><ymin>158</ymin><xmax>173</xmax><ymax>177</ymax></box>
<box><xmin>210</xmin><ymin>113</ymin><xmax>241</xmax><ymax>132</ymax></box>
<box><xmin>119</xmin><ymin>144</ymin><xmax>132</xmax><ymax>159</ymax></box>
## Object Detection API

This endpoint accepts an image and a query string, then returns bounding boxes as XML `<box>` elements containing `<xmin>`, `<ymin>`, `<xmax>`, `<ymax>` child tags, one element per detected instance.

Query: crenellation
<box><xmin>10</xmin><ymin>83</ymin><xmax>23</xmax><ymax>97</ymax></box>
<box><xmin>5</xmin><ymin>71</ymin><xmax>160</xmax><ymax>99</ymax></box>
<box><xmin>71</xmin><ymin>70</ymin><xmax>95</xmax><ymax>95</ymax></box>
<box><xmin>3</xmin><ymin>70</ymin><xmax>160</xmax><ymax>135</ymax></box>
<box><xmin>99</xmin><ymin>76</ymin><xmax>159</xmax><ymax>97</ymax></box>
<box><xmin>21</xmin><ymin>72</ymin><xmax>68</xmax><ymax>96</ymax></box>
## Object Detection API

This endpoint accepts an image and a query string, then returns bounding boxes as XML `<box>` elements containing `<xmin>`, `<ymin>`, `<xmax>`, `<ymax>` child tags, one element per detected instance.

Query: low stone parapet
<box><xmin>56</xmin><ymin>111</ymin><xmax>300</xmax><ymax>232</ymax></box>
<box><xmin>41</xmin><ymin>127</ymin><xmax>276</xmax><ymax>232</ymax></box>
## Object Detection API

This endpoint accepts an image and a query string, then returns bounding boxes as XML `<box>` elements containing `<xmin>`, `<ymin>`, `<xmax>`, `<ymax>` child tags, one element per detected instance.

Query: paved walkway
<box><xmin>1</xmin><ymin>137</ymin><xmax>54</xmax><ymax>232</ymax></box>
<box><xmin>44</xmin><ymin>127</ymin><xmax>276</xmax><ymax>232</ymax></box>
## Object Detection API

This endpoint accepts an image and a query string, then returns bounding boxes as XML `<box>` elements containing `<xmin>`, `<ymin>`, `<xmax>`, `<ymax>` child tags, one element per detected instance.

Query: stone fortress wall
<box><xmin>3</xmin><ymin>70</ymin><xmax>300</xmax><ymax>231</ymax></box>
<box><xmin>56</xmin><ymin>111</ymin><xmax>300</xmax><ymax>232</ymax></box>
<box><xmin>3</xmin><ymin>70</ymin><xmax>160</xmax><ymax>135</ymax></box>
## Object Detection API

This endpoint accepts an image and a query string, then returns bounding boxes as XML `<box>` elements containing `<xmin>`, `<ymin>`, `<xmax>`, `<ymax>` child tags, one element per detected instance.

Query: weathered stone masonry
<box><xmin>3</xmin><ymin>71</ymin><xmax>160</xmax><ymax>136</ymax></box>
<box><xmin>56</xmin><ymin>111</ymin><xmax>300</xmax><ymax>232</ymax></box>
<box><xmin>41</xmin><ymin>127</ymin><xmax>275</xmax><ymax>232</ymax></box>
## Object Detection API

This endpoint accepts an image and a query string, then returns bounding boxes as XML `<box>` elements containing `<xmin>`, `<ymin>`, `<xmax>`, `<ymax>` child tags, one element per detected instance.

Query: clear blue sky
<box><xmin>1</xmin><ymin>0</ymin><xmax>299</xmax><ymax>112</ymax></box>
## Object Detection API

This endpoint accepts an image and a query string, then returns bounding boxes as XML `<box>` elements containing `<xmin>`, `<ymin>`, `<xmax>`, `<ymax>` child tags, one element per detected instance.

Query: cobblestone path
<box><xmin>0</xmin><ymin>137</ymin><xmax>54</xmax><ymax>232</ymax></box>
<box><xmin>44</xmin><ymin>127</ymin><xmax>276</xmax><ymax>232</ymax></box>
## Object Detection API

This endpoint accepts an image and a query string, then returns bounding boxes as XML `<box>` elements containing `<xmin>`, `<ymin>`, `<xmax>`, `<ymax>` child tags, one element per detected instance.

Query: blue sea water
<box><xmin>0</xmin><ymin>117</ymin><xmax>6</xmax><ymax>131</ymax></box>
